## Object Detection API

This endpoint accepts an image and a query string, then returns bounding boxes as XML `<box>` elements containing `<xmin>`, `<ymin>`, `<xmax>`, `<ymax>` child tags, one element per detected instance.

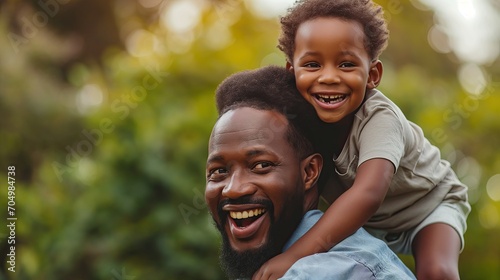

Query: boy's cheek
<box><xmin>297</xmin><ymin>88</ymin><xmax>312</xmax><ymax>102</ymax></box>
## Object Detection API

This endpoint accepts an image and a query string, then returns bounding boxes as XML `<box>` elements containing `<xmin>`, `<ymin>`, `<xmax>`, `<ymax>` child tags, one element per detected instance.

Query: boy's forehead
<box><xmin>297</xmin><ymin>17</ymin><xmax>365</xmax><ymax>41</ymax></box>
<box><xmin>294</xmin><ymin>17</ymin><xmax>368</xmax><ymax>57</ymax></box>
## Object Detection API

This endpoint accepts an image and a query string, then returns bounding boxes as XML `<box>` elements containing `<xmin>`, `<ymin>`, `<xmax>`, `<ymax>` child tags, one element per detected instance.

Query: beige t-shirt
<box><xmin>327</xmin><ymin>89</ymin><xmax>468</xmax><ymax>232</ymax></box>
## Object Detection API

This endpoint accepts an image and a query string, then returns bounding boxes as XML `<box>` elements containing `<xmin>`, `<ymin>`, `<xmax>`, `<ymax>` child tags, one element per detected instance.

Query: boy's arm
<box><xmin>253</xmin><ymin>158</ymin><xmax>394</xmax><ymax>280</ymax></box>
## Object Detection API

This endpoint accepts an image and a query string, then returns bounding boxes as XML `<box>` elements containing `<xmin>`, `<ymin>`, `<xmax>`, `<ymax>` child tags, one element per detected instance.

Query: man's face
<box><xmin>205</xmin><ymin>107</ymin><xmax>307</xmax><ymax>278</ymax></box>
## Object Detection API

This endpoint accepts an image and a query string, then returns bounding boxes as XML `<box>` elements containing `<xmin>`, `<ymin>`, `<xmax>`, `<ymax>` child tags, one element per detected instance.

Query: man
<box><xmin>205</xmin><ymin>66</ymin><xmax>415</xmax><ymax>279</ymax></box>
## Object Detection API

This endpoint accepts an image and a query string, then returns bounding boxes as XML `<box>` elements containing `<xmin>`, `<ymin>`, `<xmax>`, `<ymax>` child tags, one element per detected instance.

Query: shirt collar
<box><xmin>282</xmin><ymin>210</ymin><xmax>323</xmax><ymax>252</ymax></box>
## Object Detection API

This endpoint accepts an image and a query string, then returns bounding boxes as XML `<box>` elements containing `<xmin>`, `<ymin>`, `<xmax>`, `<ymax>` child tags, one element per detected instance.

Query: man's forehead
<box><xmin>209</xmin><ymin>107</ymin><xmax>289</xmax><ymax>150</ymax></box>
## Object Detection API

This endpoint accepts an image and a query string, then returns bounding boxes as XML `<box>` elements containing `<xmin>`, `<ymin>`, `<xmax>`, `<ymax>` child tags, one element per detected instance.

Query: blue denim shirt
<box><xmin>280</xmin><ymin>210</ymin><xmax>416</xmax><ymax>280</ymax></box>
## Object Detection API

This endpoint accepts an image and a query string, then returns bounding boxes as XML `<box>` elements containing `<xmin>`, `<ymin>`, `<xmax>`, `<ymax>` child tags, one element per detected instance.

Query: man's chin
<box><xmin>216</xmin><ymin>219</ymin><xmax>282</xmax><ymax>279</ymax></box>
<box><xmin>219</xmin><ymin>238</ymin><xmax>279</xmax><ymax>280</ymax></box>
<box><xmin>214</xmin><ymin>196</ymin><xmax>304</xmax><ymax>279</ymax></box>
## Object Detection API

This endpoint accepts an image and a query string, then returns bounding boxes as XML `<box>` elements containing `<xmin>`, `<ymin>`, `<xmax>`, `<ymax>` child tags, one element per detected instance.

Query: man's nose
<box><xmin>317</xmin><ymin>66</ymin><xmax>340</xmax><ymax>84</ymax></box>
<box><xmin>222</xmin><ymin>169</ymin><xmax>257</xmax><ymax>199</ymax></box>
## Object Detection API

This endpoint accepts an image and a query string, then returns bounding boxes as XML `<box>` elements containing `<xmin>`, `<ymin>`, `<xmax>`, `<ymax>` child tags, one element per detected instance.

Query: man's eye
<box><xmin>210</xmin><ymin>168</ymin><xmax>227</xmax><ymax>175</ymax></box>
<box><xmin>207</xmin><ymin>168</ymin><xmax>228</xmax><ymax>180</ymax></box>
<box><xmin>253</xmin><ymin>162</ymin><xmax>274</xmax><ymax>170</ymax></box>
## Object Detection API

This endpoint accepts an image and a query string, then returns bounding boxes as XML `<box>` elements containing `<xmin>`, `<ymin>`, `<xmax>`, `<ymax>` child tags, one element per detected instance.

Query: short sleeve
<box><xmin>357</xmin><ymin>106</ymin><xmax>405</xmax><ymax>171</ymax></box>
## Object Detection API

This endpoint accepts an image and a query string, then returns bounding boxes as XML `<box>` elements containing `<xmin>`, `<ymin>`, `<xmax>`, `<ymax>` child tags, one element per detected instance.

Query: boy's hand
<box><xmin>252</xmin><ymin>252</ymin><xmax>298</xmax><ymax>280</ymax></box>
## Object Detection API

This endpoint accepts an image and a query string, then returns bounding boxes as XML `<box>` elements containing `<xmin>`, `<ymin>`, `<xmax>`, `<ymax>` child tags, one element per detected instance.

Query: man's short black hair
<box><xmin>215</xmin><ymin>66</ymin><xmax>318</xmax><ymax>160</ymax></box>
<box><xmin>278</xmin><ymin>0</ymin><xmax>389</xmax><ymax>62</ymax></box>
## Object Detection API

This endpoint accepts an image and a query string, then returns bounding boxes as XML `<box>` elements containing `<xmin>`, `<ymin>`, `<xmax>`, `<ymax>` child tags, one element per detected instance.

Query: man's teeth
<box><xmin>316</xmin><ymin>94</ymin><xmax>345</xmax><ymax>104</ymax></box>
<box><xmin>229</xmin><ymin>208</ymin><xmax>266</xmax><ymax>219</ymax></box>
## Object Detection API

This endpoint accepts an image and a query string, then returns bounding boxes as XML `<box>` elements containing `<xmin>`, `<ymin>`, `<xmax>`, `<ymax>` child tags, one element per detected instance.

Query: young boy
<box><xmin>253</xmin><ymin>0</ymin><xmax>471</xmax><ymax>279</ymax></box>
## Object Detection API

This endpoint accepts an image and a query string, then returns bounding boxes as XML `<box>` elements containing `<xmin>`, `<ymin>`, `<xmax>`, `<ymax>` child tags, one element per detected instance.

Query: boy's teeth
<box><xmin>316</xmin><ymin>94</ymin><xmax>345</xmax><ymax>104</ymax></box>
<box><xmin>229</xmin><ymin>208</ymin><xmax>266</xmax><ymax>219</ymax></box>
<box><xmin>317</xmin><ymin>94</ymin><xmax>341</xmax><ymax>99</ymax></box>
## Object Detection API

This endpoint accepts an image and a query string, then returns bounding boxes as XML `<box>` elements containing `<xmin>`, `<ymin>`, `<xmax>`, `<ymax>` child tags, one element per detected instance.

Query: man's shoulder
<box><xmin>281</xmin><ymin>211</ymin><xmax>416</xmax><ymax>279</ymax></box>
<box><xmin>280</xmin><ymin>251</ymin><xmax>377</xmax><ymax>279</ymax></box>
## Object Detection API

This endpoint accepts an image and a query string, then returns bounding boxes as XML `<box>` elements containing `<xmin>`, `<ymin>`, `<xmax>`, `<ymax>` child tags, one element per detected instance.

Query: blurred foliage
<box><xmin>0</xmin><ymin>0</ymin><xmax>499</xmax><ymax>279</ymax></box>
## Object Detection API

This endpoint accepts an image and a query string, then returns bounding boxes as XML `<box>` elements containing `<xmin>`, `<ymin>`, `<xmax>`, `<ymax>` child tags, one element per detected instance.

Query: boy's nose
<box><xmin>222</xmin><ymin>170</ymin><xmax>257</xmax><ymax>199</ymax></box>
<box><xmin>318</xmin><ymin>68</ymin><xmax>340</xmax><ymax>84</ymax></box>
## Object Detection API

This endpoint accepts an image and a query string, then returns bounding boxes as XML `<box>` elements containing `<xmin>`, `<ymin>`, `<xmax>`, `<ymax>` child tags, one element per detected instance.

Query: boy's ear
<box><xmin>367</xmin><ymin>60</ymin><xmax>383</xmax><ymax>89</ymax></box>
<box><xmin>301</xmin><ymin>153</ymin><xmax>323</xmax><ymax>191</ymax></box>
<box><xmin>286</xmin><ymin>61</ymin><xmax>294</xmax><ymax>73</ymax></box>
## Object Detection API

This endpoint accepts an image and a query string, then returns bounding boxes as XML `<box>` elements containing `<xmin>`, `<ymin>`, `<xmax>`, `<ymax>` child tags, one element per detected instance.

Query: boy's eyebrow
<box><xmin>298</xmin><ymin>50</ymin><xmax>362</xmax><ymax>59</ymax></box>
<box><xmin>339</xmin><ymin>50</ymin><xmax>362</xmax><ymax>58</ymax></box>
<box><xmin>298</xmin><ymin>51</ymin><xmax>320</xmax><ymax>58</ymax></box>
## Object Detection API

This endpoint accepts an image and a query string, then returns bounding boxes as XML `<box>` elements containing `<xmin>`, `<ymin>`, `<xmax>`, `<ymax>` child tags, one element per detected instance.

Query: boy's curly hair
<box><xmin>278</xmin><ymin>0</ymin><xmax>389</xmax><ymax>62</ymax></box>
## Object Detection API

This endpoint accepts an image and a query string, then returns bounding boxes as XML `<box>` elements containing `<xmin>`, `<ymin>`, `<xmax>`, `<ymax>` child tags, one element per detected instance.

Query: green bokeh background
<box><xmin>0</xmin><ymin>0</ymin><xmax>499</xmax><ymax>279</ymax></box>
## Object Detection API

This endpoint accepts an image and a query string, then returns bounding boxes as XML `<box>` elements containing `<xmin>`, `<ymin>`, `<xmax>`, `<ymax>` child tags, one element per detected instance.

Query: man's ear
<box><xmin>286</xmin><ymin>61</ymin><xmax>294</xmax><ymax>73</ymax></box>
<box><xmin>301</xmin><ymin>153</ymin><xmax>323</xmax><ymax>191</ymax></box>
<box><xmin>366</xmin><ymin>60</ymin><xmax>383</xmax><ymax>89</ymax></box>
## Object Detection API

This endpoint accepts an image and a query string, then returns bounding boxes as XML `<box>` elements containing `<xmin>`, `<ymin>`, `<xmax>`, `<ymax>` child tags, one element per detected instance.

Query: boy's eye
<box><xmin>339</xmin><ymin>62</ymin><xmax>355</xmax><ymax>68</ymax></box>
<box><xmin>304</xmin><ymin>62</ymin><xmax>320</xmax><ymax>68</ymax></box>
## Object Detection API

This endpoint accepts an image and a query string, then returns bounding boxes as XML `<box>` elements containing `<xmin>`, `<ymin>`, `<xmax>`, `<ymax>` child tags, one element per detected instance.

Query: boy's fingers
<box><xmin>252</xmin><ymin>267</ymin><xmax>263</xmax><ymax>280</ymax></box>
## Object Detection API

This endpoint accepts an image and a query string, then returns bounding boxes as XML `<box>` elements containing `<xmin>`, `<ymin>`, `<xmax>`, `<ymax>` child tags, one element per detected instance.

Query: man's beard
<box><xmin>217</xmin><ymin>219</ymin><xmax>282</xmax><ymax>280</ymax></box>
<box><xmin>215</xmin><ymin>197</ymin><xmax>303</xmax><ymax>280</ymax></box>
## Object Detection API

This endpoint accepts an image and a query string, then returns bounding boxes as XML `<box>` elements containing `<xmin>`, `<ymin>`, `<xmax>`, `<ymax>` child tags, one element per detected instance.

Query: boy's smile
<box><xmin>290</xmin><ymin>17</ymin><xmax>382</xmax><ymax>123</ymax></box>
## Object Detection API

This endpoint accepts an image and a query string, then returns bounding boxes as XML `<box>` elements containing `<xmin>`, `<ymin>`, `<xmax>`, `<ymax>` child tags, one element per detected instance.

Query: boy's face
<box><xmin>290</xmin><ymin>17</ymin><xmax>380</xmax><ymax>123</ymax></box>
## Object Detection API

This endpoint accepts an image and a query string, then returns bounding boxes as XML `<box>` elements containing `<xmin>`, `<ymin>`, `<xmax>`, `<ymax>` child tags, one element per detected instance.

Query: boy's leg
<box><xmin>412</xmin><ymin>223</ymin><xmax>460</xmax><ymax>280</ymax></box>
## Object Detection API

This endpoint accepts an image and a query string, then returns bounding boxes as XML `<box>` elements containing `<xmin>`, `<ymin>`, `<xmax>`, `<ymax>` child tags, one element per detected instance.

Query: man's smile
<box><xmin>219</xmin><ymin>200</ymin><xmax>273</xmax><ymax>249</ymax></box>
<box><xmin>229</xmin><ymin>208</ymin><xmax>266</xmax><ymax>225</ymax></box>
<box><xmin>228</xmin><ymin>208</ymin><xmax>268</xmax><ymax>239</ymax></box>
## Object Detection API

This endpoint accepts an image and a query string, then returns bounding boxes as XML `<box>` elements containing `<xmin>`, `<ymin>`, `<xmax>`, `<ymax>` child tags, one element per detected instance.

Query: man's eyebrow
<box><xmin>206</xmin><ymin>154</ymin><xmax>224</xmax><ymax>165</ymax></box>
<box><xmin>246</xmin><ymin>149</ymin><xmax>273</xmax><ymax>158</ymax></box>
<box><xmin>207</xmin><ymin>148</ymin><xmax>276</xmax><ymax>165</ymax></box>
